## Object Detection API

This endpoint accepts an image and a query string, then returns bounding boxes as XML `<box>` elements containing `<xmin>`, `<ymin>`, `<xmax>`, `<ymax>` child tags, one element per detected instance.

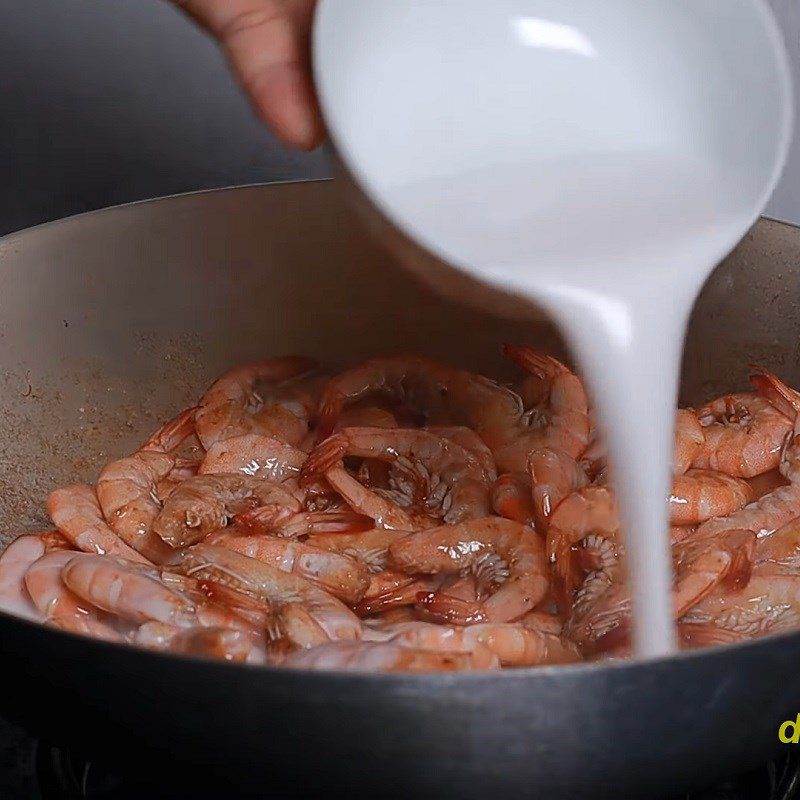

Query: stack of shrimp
<box><xmin>4</xmin><ymin>347</ymin><xmax>800</xmax><ymax>672</ymax></box>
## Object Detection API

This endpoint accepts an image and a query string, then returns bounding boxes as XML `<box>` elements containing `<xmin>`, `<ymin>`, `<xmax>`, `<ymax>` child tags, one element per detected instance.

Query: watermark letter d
<box><xmin>779</xmin><ymin>714</ymin><xmax>800</xmax><ymax>744</ymax></box>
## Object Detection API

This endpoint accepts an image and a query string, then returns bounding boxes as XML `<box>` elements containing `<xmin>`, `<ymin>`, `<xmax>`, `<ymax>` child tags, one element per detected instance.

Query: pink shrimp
<box><xmin>24</xmin><ymin>551</ymin><xmax>123</xmax><ymax>641</ymax></box>
<box><xmin>353</xmin><ymin>574</ymin><xmax>442</xmax><ymax>617</ymax></box>
<box><xmin>175</xmin><ymin>544</ymin><xmax>362</xmax><ymax>646</ymax></box>
<box><xmin>389</xmin><ymin>518</ymin><xmax>549</xmax><ymax>623</ymax></box>
<box><xmin>379</xmin><ymin>620</ymin><xmax>579</xmax><ymax>667</ymax></box>
<box><xmin>695</xmin><ymin>371</ymin><xmax>800</xmax><ymax>539</ymax></box>
<box><xmin>95</xmin><ymin>407</ymin><xmax>197</xmax><ymax>563</ymax></box>
<box><xmin>151</xmin><ymin>475</ymin><xmax>300</xmax><ymax>547</ymax></box>
<box><xmin>315</xmin><ymin>355</ymin><xmax>455</xmax><ymax>437</ymax></box>
<box><xmin>315</xmin><ymin>355</ymin><xmax>535</xmax><ymax>467</ymax></box>
<box><xmin>668</xmin><ymin>469</ymin><xmax>753</xmax><ymax>526</ymax></box>
<box><xmin>546</xmin><ymin>485</ymin><xmax>619</xmax><ymax>599</ymax></box>
<box><xmin>567</xmin><ymin>528</ymin><xmax>754</xmax><ymax>655</ymax></box>
<box><xmin>0</xmin><ymin>536</ymin><xmax>46</xmax><ymax>620</ymax></box>
<box><xmin>234</xmin><ymin>506</ymin><xmax>372</xmax><ymax>538</ymax></box>
<box><xmin>491</xmin><ymin>345</ymin><xmax>590</xmax><ymax>472</ymax></box>
<box><xmin>194</xmin><ymin>357</ymin><xmax>319</xmax><ymax>449</ymax></box>
<box><xmin>303</xmin><ymin>427</ymin><xmax>493</xmax><ymax>527</ymax></box>
<box><xmin>205</xmin><ymin>529</ymin><xmax>370</xmax><ymax>604</ymax></box>
<box><xmin>528</xmin><ymin>447</ymin><xmax>590</xmax><ymax>535</ymax></box>
<box><xmin>282</xmin><ymin>640</ymin><xmax>499</xmax><ymax>672</ymax></box>
<box><xmin>691</xmin><ymin>389</ymin><xmax>792</xmax><ymax>478</ymax></box>
<box><xmin>134</xmin><ymin>622</ymin><xmax>266</xmax><ymax>664</ymax></box>
<box><xmin>679</xmin><ymin>570</ymin><xmax>800</xmax><ymax>647</ymax></box>
<box><xmin>199</xmin><ymin>434</ymin><xmax>306</xmax><ymax>482</ymax></box>
<box><xmin>491</xmin><ymin>473</ymin><xmax>536</xmax><ymax>526</ymax></box>
<box><xmin>47</xmin><ymin>485</ymin><xmax>152</xmax><ymax>564</ymax></box>
<box><xmin>673</xmin><ymin>408</ymin><xmax>705</xmax><ymax>475</ymax></box>
<box><xmin>62</xmin><ymin>555</ymin><xmax>196</xmax><ymax>626</ymax></box>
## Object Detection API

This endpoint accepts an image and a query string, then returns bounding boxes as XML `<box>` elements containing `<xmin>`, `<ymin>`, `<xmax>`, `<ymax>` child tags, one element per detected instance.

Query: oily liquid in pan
<box><xmin>387</xmin><ymin>153</ymin><xmax>752</xmax><ymax>657</ymax></box>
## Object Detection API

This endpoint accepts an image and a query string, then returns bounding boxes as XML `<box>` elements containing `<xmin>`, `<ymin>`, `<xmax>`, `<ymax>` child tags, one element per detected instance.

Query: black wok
<box><xmin>1</xmin><ymin>181</ymin><xmax>800</xmax><ymax>798</ymax></box>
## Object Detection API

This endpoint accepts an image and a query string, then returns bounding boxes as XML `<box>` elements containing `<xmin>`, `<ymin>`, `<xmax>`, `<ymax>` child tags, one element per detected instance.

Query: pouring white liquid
<box><xmin>314</xmin><ymin>0</ymin><xmax>792</xmax><ymax>657</ymax></box>
<box><xmin>386</xmin><ymin>154</ymin><xmax>749</xmax><ymax>656</ymax></box>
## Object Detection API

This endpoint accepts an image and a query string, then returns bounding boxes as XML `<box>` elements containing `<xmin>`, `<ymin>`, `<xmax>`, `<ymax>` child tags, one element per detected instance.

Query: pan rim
<box><xmin>3</xmin><ymin>603</ymin><xmax>796</xmax><ymax>682</ymax></box>
<box><xmin>1</xmin><ymin>181</ymin><xmax>797</xmax><ymax>249</ymax></box>
<box><xmin>0</xmin><ymin>179</ymin><xmax>333</xmax><ymax>245</ymax></box>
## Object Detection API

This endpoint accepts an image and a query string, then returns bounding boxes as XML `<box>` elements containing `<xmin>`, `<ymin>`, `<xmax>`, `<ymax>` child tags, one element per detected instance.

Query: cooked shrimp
<box><xmin>567</xmin><ymin>529</ymin><xmax>754</xmax><ymax>654</ymax></box>
<box><xmin>695</xmin><ymin>374</ymin><xmax>800</xmax><ymax>539</ymax></box>
<box><xmin>38</xmin><ymin>530</ymin><xmax>73</xmax><ymax>552</ymax></box>
<box><xmin>199</xmin><ymin>434</ymin><xmax>306</xmax><ymax>481</ymax></box>
<box><xmin>306</xmin><ymin>529</ymin><xmax>409</xmax><ymax>574</ymax></box>
<box><xmin>282</xmin><ymin>640</ymin><xmax>498</xmax><ymax>672</ymax></box>
<box><xmin>321</xmin><ymin>466</ymin><xmax>423</xmax><ymax>531</ymax></box>
<box><xmin>175</xmin><ymin>544</ymin><xmax>361</xmax><ymax>645</ymax></box>
<box><xmin>307</xmin><ymin>528</ymin><xmax>439</xmax><ymax>617</ymax></box>
<box><xmin>674</xmin><ymin>408</ymin><xmax>705</xmax><ymax>475</ymax></box>
<box><xmin>235</xmin><ymin>506</ymin><xmax>372</xmax><ymax>538</ymax></box>
<box><xmin>205</xmin><ymin>529</ymin><xmax>370</xmax><ymax>604</ymax></box>
<box><xmin>696</xmin><ymin>483</ymin><xmax>800</xmax><ymax>541</ymax></box>
<box><xmin>0</xmin><ymin>536</ymin><xmax>45</xmax><ymax>620</ymax></box>
<box><xmin>426</xmin><ymin>426</ymin><xmax>498</xmax><ymax>481</ymax></box>
<box><xmin>753</xmin><ymin>517</ymin><xmax>800</xmax><ymax>574</ymax></box>
<box><xmin>316</xmin><ymin>355</ymin><xmax>455</xmax><ymax>437</ymax></box>
<box><xmin>389</xmin><ymin>518</ymin><xmax>549</xmax><ymax>623</ymax></box>
<box><xmin>95</xmin><ymin>451</ymin><xmax>179</xmax><ymax>563</ymax></box>
<box><xmin>668</xmin><ymin>469</ymin><xmax>753</xmax><ymax>526</ymax></box>
<box><xmin>47</xmin><ymin>484</ymin><xmax>151</xmax><ymax>564</ymax></box>
<box><xmin>679</xmin><ymin>572</ymin><xmax>800</xmax><ymax>647</ymax></box>
<box><xmin>135</xmin><ymin>622</ymin><xmax>266</xmax><ymax>664</ymax></box>
<box><xmin>380</xmin><ymin>620</ymin><xmax>579</xmax><ymax>667</ymax></box>
<box><xmin>63</xmin><ymin>555</ymin><xmax>196</xmax><ymax>626</ymax></box>
<box><xmin>335</xmin><ymin>402</ymin><xmax>400</xmax><ymax>430</ymax></box>
<box><xmin>491</xmin><ymin>473</ymin><xmax>536</xmax><ymax>526</ymax></box>
<box><xmin>24</xmin><ymin>551</ymin><xmax>123</xmax><ymax>640</ymax></box>
<box><xmin>303</xmin><ymin>427</ymin><xmax>492</xmax><ymax>525</ymax></box>
<box><xmin>691</xmin><ymin>391</ymin><xmax>792</xmax><ymax>478</ymax></box>
<box><xmin>546</xmin><ymin>485</ymin><xmax>619</xmax><ymax>592</ymax></box>
<box><xmin>492</xmin><ymin>345</ymin><xmax>590</xmax><ymax>472</ymax></box>
<box><xmin>528</xmin><ymin>447</ymin><xmax>589</xmax><ymax>535</ymax></box>
<box><xmin>195</xmin><ymin>357</ymin><xmax>318</xmax><ymax>449</ymax></box>
<box><xmin>152</xmin><ymin>475</ymin><xmax>300</xmax><ymax>547</ymax></box>
<box><xmin>680</xmin><ymin>519</ymin><xmax>800</xmax><ymax>646</ymax></box>
<box><xmin>316</xmin><ymin>355</ymin><xmax>544</xmax><ymax>462</ymax></box>
<box><xmin>353</xmin><ymin>574</ymin><xmax>441</xmax><ymax>617</ymax></box>
<box><xmin>95</xmin><ymin>408</ymin><xmax>196</xmax><ymax>562</ymax></box>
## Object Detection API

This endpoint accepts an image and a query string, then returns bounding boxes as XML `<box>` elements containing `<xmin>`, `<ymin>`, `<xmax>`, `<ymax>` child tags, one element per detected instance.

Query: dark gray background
<box><xmin>0</xmin><ymin>0</ymin><xmax>797</xmax><ymax>236</ymax></box>
<box><xmin>0</xmin><ymin>0</ymin><xmax>330</xmax><ymax>236</ymax></box>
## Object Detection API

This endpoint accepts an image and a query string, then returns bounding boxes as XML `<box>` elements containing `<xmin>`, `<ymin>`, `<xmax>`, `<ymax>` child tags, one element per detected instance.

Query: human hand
<box><xmin>175</xmin><ymin>0</ymin><xmax>324</xmax><ymax>150</ymax></box>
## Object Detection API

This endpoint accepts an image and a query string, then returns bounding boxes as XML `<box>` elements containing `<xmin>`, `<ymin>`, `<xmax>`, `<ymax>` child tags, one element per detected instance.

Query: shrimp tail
<box><xmin>291</xmin><ymin>510</ymin><xmax>374</xmax><ymax>535</ymax></box>
<box><xmin>353</xmin><ymin>578</ymin><xmax>431</xmax><ymax>616</ymax></box>
<box><xmin>301</xmin><ymin>434</ymin><xmax>347</xmax><ymax>486</ymax></box>
<box><xmin>502</xmin><ymin>344</ymin><xmax>566</xmax><ymax>379</ymax></box>
<box><xmin>750</xmin><ymin>365</ymin><xmax>800</xmax><ymax>420</ymax></box>
<box><xmin>142</xmin><ymin>406</ymin><xmax>199</xmax><ymax>453</ymax></box>
<box><xmin>316</xmin><ymin>400</ymin><xmax>342</xmax><ymax>440</ymax></box>
<box><xmin>415</xmin><ymin>591</ymin><xmax>490</xmax><ymax>625</ymax></box>
<box><xmin>231</xmin><ymin>505</ymin><xmax>300</xmax><ymax>534</ymax></box>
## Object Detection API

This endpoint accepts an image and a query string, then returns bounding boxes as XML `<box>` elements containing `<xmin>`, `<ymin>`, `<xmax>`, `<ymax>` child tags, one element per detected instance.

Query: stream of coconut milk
<box><xmin>387</xmin><ymin>152</ymin><xmax>751</xmax><ymax>657</ymax></box>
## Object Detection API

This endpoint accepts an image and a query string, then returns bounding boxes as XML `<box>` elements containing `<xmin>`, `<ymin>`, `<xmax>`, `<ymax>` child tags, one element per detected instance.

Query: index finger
<box><xmin>176</xmin><ymin>0</ymin><xmax>324</xmax><ymax>150</ymax></box>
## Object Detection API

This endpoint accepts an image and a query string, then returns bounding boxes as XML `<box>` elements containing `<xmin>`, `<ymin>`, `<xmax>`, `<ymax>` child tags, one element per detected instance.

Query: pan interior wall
<box><xmin>1</xmin><ymin>184</ymin><xmax>798</xmax><ymax>536</ymax></box>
